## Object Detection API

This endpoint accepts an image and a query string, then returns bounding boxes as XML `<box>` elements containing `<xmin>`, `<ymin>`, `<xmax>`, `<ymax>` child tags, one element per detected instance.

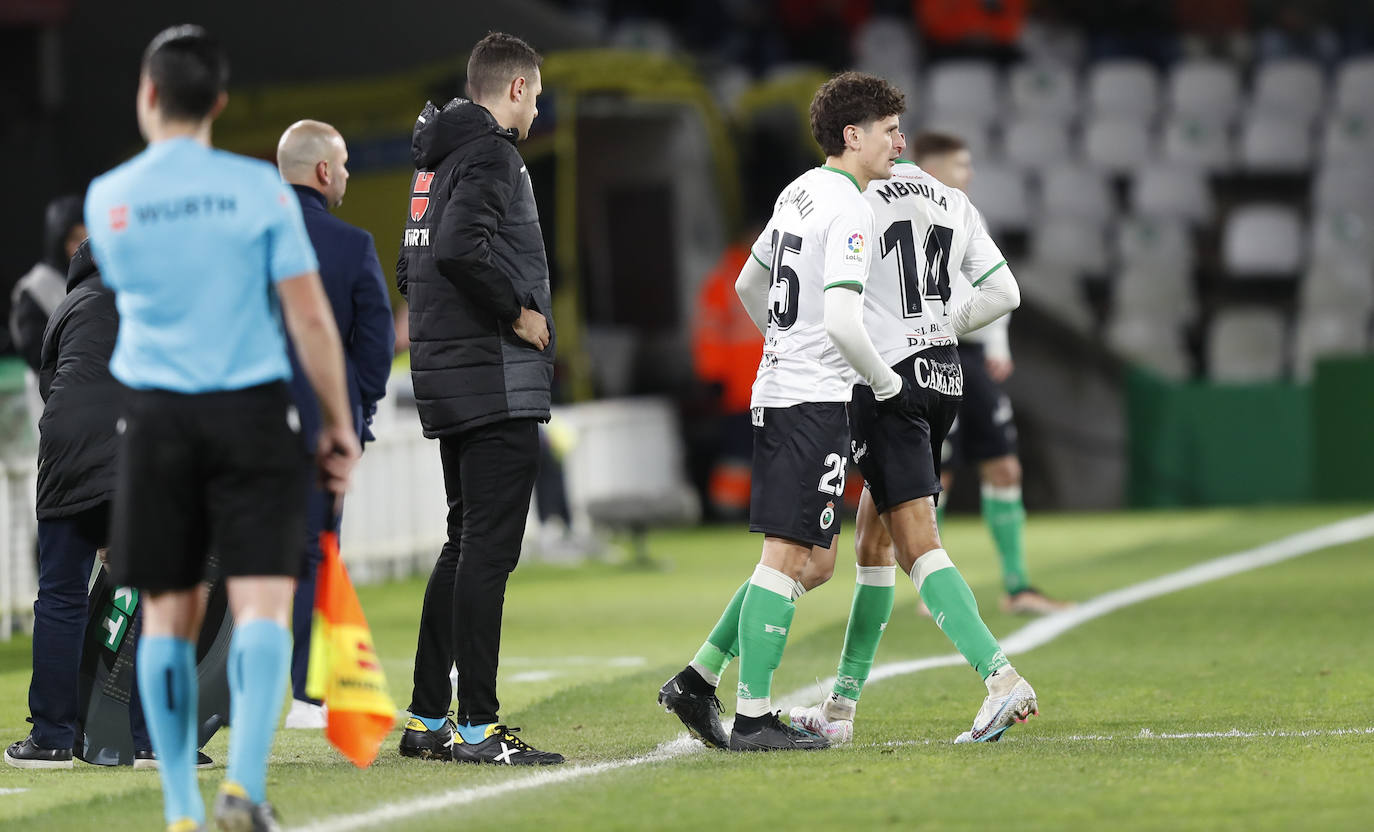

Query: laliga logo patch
<box><xmin>410</xmin><ymin>171</ymin><xmax>435</xmax><ymax>221</ymax></box>
<box><xmin>110</xmin><ymin>204</ymin><xmax>129</xmax><ymax>232</ymax></box>
<box><xmin>820</xmin><ymin>501</ymin><xmax>836</xmax><ymax>530</ymax></box>
<box><xmin>846</xmin><ymin>232</ymin><xmax>864</xmax><ymax>253</ymax></box>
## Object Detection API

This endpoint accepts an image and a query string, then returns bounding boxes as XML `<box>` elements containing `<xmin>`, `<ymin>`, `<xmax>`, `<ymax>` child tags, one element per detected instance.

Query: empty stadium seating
<box><xmin>905</xmin><ymin>50</ymin><xmax>1374</xmax><ymax>381</ymax></box>
<box><xmin>1207</xmin><ymin>308</ymin><xmax>1288</xmax><ymax>382</ymax></box>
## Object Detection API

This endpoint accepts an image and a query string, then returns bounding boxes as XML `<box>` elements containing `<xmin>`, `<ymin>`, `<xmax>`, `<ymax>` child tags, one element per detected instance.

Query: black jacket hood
<box><xmin>66</xmin><ymin>238</ymin><xmax>99</xmax><ymax>293</ymax></box>
<box><xmin>44</xmin><ymin>194</ymin><xmax>86</xmax><ymax>269</ymax></box>
<box><xmin>411</xmin><ymin>98</ymin><xmax>518</xmax><ymax>169</ymax></box>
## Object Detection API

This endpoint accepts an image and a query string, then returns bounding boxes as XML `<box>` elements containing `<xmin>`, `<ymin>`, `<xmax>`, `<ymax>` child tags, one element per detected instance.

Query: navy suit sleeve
<box><xmin>349</xmin><ymin>232</ymin><xmax>395</xmax><ymax>440</ymax></box>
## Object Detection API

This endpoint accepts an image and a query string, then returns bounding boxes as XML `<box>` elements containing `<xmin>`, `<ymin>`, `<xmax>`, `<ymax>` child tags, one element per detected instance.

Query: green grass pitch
<box><xmin>2</xmin><ymin>504</ymin><xmax>1372</xmax><ymax>830</ymax></box>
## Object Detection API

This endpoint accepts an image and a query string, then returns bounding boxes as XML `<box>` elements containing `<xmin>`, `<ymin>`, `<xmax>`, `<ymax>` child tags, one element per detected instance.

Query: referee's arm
<box><xmin>278</xmin><ymin>270</ymin><xmax>361</xmax><ymax>493</ymax></box>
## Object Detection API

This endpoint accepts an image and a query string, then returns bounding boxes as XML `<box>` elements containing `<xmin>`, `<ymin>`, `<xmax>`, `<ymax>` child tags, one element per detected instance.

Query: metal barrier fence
<box><xmin>0</xmin><ymin>458</ymin><xmax>39</xmax><ymax>639</ymax></box>
<box><xmin>337</xmin><ymin>412</ymin><xmax>450</xmax><ymax>583</ymax></box>
<box><xmin>0</xmin><ymin>397</ymin><xmax>697</xmax><ymax>640</ymax></box>
<box><xmin>0</xmin><ymin>418</ymin><xmax>452</xmax><ymax>641</ymax></box>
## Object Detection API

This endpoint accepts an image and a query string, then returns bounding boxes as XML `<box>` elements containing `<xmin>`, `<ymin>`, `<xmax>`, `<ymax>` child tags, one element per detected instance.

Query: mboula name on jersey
<box><xmin>872</xmin><ymin>179</ymin><xmax>948</xmax><ymax>211</ymax></box>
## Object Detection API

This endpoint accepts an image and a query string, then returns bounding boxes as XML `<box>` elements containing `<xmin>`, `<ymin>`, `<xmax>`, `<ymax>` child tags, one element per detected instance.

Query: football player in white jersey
<box><xmin>916</xmin><ymin>132</ymin><xmax>1073</xmax><ymax>616</ymax></box>
<box><xmin>659</xmin><ymin>72</ymin><xmax>910</xmax><ymax>752</ymax></box>
<box><xmin>789</xmin><ymin>133</ymin><xmax>1039</xmax><ymax>745</ymax></box>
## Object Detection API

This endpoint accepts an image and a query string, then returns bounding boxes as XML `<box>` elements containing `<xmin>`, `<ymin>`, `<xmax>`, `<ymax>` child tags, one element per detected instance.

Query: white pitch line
<box><xmin>290</xmin><ymin>511</ymin><xmax>1374</xmax><ymax>832</ymax></box>
<box><xmin>873</xmin><ymin>726</ymin><xmax>1374</xmax><ymax>747</ymax></box>
<box><xmin>0</xmin><ymin>788</ymin><xmax>30</xmax><ymax>796</ymax></box>
<box><xmin>289</xmin><ymin>738</ymin><xmax>705</xmax><ymax>832</ymax></box>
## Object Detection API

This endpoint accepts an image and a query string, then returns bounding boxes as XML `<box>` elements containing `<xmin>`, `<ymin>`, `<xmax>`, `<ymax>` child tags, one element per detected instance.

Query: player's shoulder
<box><xmin>872</xmin><ymin>161</ymin><xmax>969</xmax><ymax>205</ymax></box>
<box><xmin>812</xmin><ymin>167</ymin><xmax>874</xmax><ymax>220</ymax></box>
<box><xmin>87</xmin><ymin>151</ymin><xmax>149</xmax><ymax>202</ymax></box>
<box><xmin>321</xmin><ymin>211</ymin><xmax>374</xmax><ymax>250</ymax></box>
<box><xmin>868</xmin><ymin>162</ymin><xmax>985</xmax><ymax>233</ymax></box>
<box><xmin>465</xmin><ymin>132</ymin><xmax>525</xmax><ymax>176</ymax></box>
<box><xmin>208</xmin><ymin>148</ymin><xmax>285</xmax><ymax>190</ymax></box>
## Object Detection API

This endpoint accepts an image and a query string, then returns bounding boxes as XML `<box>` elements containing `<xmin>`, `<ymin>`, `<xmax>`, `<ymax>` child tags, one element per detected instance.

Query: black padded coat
<box><xmin>397</xmin><ymin>98</ymin><xmax>555</xmax><ymax>438</ymax></box>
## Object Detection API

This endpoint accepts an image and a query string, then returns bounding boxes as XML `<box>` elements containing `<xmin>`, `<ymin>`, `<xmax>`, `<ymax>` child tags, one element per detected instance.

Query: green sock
<box><xmin>982</xmin><ymin>485</ymin><xmax>1029</xmax><ymax>593</ymax></box>
<box><xmin>912</xmin><ymin>549</ymin><xmax>1008</xmax><ymax>679</ymax></box>
<box><xmin>833</xmin><ymin>566</ymin><xmax>896</xmax><ymax>702</ymax></box>
<box><xmin>690</xmin><ymin>580</ymin><xmax>749</xmax><ymax>686</ymax></box>
<box><xmin>735</xmin><ymin>565</ymin><xmax>796</xmax><ymax>716</ymax></box>
<box><xmin>692</xmin><ymin>577</ymin><xmax>808</xmax><ymax>687</ymax></box>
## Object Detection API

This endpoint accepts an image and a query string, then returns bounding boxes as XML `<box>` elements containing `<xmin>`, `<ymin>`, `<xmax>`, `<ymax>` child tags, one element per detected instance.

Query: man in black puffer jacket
<box><xmin>5</xmin><ymin>240</ymin><xmax>153</xmax><ymax>769</ymax></box>
<box><xmin>395</xmin><ymin>31</ymin><xmax>563</xmax><ymax>766</ymax></box>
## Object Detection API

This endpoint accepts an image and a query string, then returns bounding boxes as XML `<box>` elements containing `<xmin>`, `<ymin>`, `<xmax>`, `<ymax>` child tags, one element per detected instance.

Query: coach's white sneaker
<box><xmin>954</xmin><ymin>673</ymin><xmax>1037</xmax><ymax>744</ymax></box>
<box><xmin>788</xmin><ymin>704</ymin><xmax>854</xmax><ymax>745</ymax></box>
<box><xmin>284</xmin><ymin>699</ymin><xmax>327</xmax><ymax>730</ymax></box>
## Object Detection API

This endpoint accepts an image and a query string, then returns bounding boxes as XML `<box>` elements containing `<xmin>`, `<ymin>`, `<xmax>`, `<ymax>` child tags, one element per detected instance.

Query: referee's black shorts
<box><xmin>108</xmin><ymin>381</ymin><xmax>310</xmax><ymax>592</ymax></box>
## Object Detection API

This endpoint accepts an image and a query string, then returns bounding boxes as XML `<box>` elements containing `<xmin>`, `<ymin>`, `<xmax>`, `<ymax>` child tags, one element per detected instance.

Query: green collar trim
<box><xmin>894</xmin><ymin>159</ymin><xmax>917</xmax><ymax>166</ymax></box>
<box><xmin>820</xmin><ymin>165</ymin><xmax>861</xmax><ymax>192</ymax></box>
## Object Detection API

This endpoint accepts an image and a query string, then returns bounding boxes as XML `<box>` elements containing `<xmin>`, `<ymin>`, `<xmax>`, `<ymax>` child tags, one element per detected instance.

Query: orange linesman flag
<box><xmin>305</xmin><ymin>527</ymin><xmax>396</xmax><ymax>767</ymax></box>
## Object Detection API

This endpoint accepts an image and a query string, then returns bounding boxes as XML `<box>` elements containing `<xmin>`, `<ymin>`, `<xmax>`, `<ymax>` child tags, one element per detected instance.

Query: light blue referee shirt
<box><xmin>84</xmin><ymin>137</ymin><xmax>319</xmax><ymax>393</ymax></box>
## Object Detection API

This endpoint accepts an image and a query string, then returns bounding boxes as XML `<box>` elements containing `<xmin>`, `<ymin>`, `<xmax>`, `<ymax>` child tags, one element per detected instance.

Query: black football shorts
<box><xmin>850</xmin><ymin>346</ymin><xmax>962</xmax><ymax>514</ymax></box>
<box><xmin>108</xmin><ymin>381</ymin><xmax>309</xmax><ymax>591</ymax></box>
<box><xmin>748</xmin><ymin>401</ymin><xmax>849</xmax><ymax>549</ymax></box>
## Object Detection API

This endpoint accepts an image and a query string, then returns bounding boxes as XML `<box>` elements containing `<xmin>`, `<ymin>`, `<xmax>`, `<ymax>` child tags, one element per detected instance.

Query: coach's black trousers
<box><xmin>30</xmin><ymin>503</ymin><xmax>149</xmax><ymax>752</ymax></box>
<box><xmin>409</xmin><ymin>418</ymin><xmax>540</xmax><ymax>726</ymax></box>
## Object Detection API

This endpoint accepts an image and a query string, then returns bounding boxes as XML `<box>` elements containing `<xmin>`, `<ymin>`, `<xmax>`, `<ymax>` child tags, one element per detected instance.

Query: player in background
<box><xmin>659</xmin><ymin>71</ymin><xmax>908</xmax><ymax>752</ymax></box>
<box><xmin>788</xmin><ymin>134</ymin><xmax>1037</xmax><ymax>744</ymax></box>
<box><xmin>915</xmin><ymin>132</ymin><xmax>1072</xmax><ymax>616</ymax></box>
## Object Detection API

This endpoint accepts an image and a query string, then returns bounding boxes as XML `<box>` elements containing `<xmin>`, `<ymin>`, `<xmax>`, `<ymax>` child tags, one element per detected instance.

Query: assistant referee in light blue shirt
<box><xmin>83</xmin><ymin>25</ymin><xmax>360</xmax><ymax>832</ymax></box>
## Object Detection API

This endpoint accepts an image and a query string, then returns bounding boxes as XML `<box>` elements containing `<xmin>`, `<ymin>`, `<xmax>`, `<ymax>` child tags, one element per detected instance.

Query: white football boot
<box><xmin>789</xmin><ymin>694</ymin><xmax>855</xmax><ymax>745</ymax></box>
<box><xmin>954</xmin><ymin>673</ymin><xmax>1037</xmax><ymax>743</ymax></box>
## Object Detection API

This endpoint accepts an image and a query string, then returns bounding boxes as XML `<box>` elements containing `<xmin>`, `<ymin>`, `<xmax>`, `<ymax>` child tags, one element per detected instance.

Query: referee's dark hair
<box><xmin>141</xmin><ymin>24</ymin><xmax>229</xmax><ymax>122</ymax></box>
<box><xmin>466</xmin><ymin>31</ymin><xmax>542</xmax><ymax>102</ymax></box>
<box><xmin>911</xmin><ymin>131</ymin><xmax>968</xmax><ymax>162</ymax></box>
<box><xmin>810</xmin><ymin>71</ymin><xmax>906</xmax><ymax>158</ymax></box>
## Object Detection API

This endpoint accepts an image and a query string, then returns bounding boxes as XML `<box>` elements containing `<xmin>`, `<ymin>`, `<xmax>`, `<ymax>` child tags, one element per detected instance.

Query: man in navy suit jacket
<box><xmin>276</xmin><ymin>120</ymin><xmax>395</xmax><ymax>727</ymax></box>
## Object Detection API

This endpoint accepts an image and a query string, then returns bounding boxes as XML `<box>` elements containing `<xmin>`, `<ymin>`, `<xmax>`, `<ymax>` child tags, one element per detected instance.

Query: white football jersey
<box><xmin>749</xmin><ymin>166</ymin><xmax>876</xmax><ymax>408</ymax></box>
<box><xmin>861</xmin><ymin>161</ymin><xmax>1008</xmax><ymax>365</ymax></box>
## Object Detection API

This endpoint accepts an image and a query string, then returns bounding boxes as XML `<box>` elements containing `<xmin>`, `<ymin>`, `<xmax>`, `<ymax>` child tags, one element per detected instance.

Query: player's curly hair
<box><xmin>809</xmin><ymin>72</ymin><xmax>906</xmax><ymax>158</ymax></box>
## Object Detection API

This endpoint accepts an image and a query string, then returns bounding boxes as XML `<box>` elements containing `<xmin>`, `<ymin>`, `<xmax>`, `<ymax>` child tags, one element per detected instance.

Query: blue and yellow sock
<box><xmin>226</xmin><ymin>620</ymin><xmax>291</xmax><ymax>804</ymax></box>
<box><xmin>137</xmin><ymin>635</ymin><xmax>204</xmax><ymax>827</ymax></box>
<box><xmin>412</xmin><ymin>715</ymin><xmax>450</xmax><ymax>732</ymax></box>
<box><xmin>457</xmin><ymin>722</ymin><xmax>495</xmax><ymax>744</ymax></box>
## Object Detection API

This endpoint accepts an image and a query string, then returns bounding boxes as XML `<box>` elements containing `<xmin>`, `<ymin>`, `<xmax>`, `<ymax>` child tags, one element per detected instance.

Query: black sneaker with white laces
<box><xmin>4</xmin><ymin>733</ymin><xmax>73</xmax><ymax>769</ymax></box>
<box><xmin>451</xmin><ymin>725</ymin><xmax>564</xmax><ymax>766</ymax></box>
<box><xmin>398</xmin><ymin>714</ymin><xmax>455</xmax><ymax>761</ymax></box>
<box><xmin>658</xmin><ymin>668</ymin><xmax>729</xmax><ymax>749</ymax></box>
<box><xmin>729</xmin><ymin>712</ymin><xmax>830</xmax><ymax>752</ymax></box>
